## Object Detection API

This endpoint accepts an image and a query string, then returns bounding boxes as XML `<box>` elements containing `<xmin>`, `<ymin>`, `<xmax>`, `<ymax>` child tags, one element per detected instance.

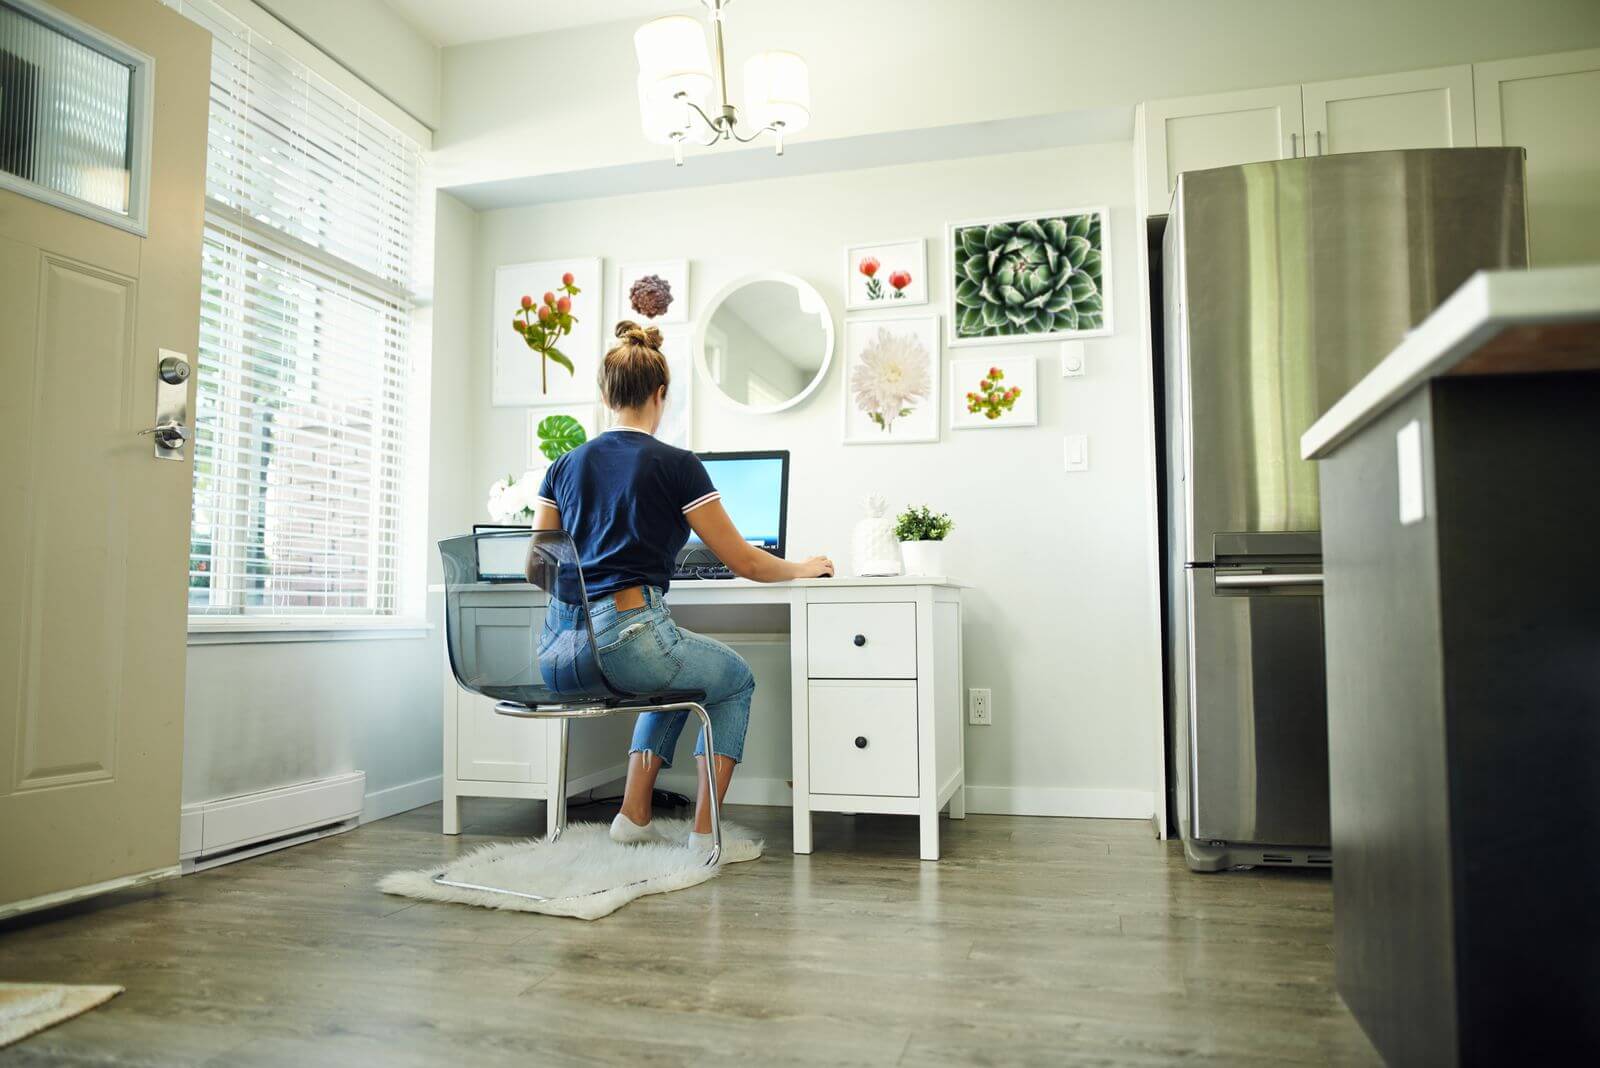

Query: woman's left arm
<box><xmin>531</xmin><ymin>503</ymin><xmax>561</xmax><ymax>531</ymax></box>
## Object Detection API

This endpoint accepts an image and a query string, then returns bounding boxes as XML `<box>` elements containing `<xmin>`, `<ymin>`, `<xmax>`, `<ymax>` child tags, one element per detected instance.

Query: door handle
<box><xmin>139</xmin><ymin>422</ymin><xmax>191</xmax><ymax>450</ymax></box>
<box><xmin>1289</xmin><ymin>132</ymin><xmax>1299</xmax><ymax>157</ymax></box>
<box><xmin>1315</xmin><ymin>130</ymin><xmax>1324</xmax><ymax>155</ymax></box>
<box><xmin>1215</xmin><ymin>571</ymin><xmax>1323</xmax><ymax>589</ymax></box>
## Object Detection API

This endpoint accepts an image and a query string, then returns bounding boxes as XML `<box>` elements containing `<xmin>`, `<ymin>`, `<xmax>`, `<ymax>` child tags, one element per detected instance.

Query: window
<box><xmin>169</xmin><ymin>0</ymin><xmax>424</xmax><ymax>622</ymax></box>
<box><xmin>0</xmin><ymin>0</ymin><xmax>151</xmax><ymax>232</ymax></box>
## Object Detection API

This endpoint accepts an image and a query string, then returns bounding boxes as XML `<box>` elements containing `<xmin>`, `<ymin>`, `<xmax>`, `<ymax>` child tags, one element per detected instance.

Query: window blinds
<box><xmin>170</xmin><ymin>0</ymin><xmax>422</xmax><ymax>618</ymax></box>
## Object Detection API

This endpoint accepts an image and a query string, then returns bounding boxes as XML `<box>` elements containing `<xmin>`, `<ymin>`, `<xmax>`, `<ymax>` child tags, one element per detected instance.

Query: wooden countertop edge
<box><xmin>1302</xmin><ymin>265</ymin><xmax>1600</xmax><ymax>460</ymax></box>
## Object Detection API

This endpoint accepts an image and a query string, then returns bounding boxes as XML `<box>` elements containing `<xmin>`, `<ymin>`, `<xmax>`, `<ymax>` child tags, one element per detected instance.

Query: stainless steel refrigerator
<box><xmin>1161</xmin><ymin>148</ymin><xmax>1528</xmax><ymax>872</ymax></box>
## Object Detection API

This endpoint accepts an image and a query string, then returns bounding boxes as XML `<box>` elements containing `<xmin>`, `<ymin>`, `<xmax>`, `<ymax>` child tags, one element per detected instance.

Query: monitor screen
<box><xmin>472</xmin><ymin>526</ymin><xmax>531</xmax><ymax>581</ymax></box>
<box><xmin>689</xmin><ymin>453</ymin><xmax>787</xmax><ymax>555</ymax></box>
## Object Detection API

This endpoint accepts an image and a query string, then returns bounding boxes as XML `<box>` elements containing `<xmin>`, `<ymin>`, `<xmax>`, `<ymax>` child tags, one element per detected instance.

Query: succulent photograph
<box><xmin>628</xmin><ymin>273</ymin><xmax>674</xmax><ymax>319</ymax></box>
<box><xmin>949</xmin><ymin>210</ymin><xmax>1107</xmax><ymax>343</ymax></box>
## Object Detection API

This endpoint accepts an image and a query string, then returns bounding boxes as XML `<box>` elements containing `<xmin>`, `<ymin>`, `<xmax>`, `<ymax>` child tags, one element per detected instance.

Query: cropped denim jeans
<box><xmin>568</xmin><ymin>587</ymin><xmax>755</xmax><ymax>767</ymax></box>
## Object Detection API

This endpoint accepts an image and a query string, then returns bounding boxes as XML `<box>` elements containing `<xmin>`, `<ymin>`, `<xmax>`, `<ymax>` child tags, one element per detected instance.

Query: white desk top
<box><xmin>1301</xmin><ymin>265</ymin><xmax>1600</xmax><ymax>460</ymax></box>
<box><xmin>427</xmin><ymin>575</ymin><xmax>962</xmax><ymax>595</ymax></box>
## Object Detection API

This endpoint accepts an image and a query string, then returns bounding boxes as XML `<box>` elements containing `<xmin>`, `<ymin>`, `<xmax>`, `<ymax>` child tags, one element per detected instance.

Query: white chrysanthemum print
<box><xmin>851</xmin><ymin>327</ymin><xmax>931</xmax><ymax>432</ymax></box>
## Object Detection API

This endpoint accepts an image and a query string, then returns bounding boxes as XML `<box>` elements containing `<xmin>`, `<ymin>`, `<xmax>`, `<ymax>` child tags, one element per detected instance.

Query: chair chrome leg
<box><xmin>551</xmin><ymin>718</ymin><xmax>570</xmax><ymax>844</ymax></box>
<box><xmin>686</xmin><ymin>702</ymin><xmax>723</xmax><ymax>866</ymax></box>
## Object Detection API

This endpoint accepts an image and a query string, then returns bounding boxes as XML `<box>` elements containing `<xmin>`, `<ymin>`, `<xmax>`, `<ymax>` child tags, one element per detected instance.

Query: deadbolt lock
<box><xmin>159</xmin><ymin>355</ymin><xmax>191</xmax><ymax>385</ymax></box>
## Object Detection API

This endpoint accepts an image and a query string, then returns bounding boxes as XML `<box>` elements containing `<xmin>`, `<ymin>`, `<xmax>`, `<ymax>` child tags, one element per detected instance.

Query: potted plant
<box><xmin>894</xmin><ymin>504</ymin><xmax>953</xmax><ymax>577</ymax></box>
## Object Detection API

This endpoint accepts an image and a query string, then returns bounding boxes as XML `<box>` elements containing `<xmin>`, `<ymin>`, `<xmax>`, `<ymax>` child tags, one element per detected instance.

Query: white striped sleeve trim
<box><xmin>535</xmin><ymin>496</ymin><xmax>558</xmax><ymax>509</ymax></box>
<box><xmin>682</xmin><ymin>491</ymin><xmax>722</xmax><ymax>514</ymax></box>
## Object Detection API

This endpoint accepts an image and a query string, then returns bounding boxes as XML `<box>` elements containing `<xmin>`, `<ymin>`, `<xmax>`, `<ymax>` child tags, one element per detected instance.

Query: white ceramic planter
<box><xmin>899</xmin><ymin>539</ymin><xmax>947</xmax><ymax>578</ymax></box>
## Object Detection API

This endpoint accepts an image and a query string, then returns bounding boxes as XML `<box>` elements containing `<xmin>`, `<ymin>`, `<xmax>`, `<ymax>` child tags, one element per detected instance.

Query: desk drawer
<box><xmin>807</xmin><ymin>602</ymin><xmax>916</xmax><ymax>678</ymax></box>
<box><xmin>808</xmin><ymin>680</ymin><xmax>918</xmax><ymax>796</ymax></box>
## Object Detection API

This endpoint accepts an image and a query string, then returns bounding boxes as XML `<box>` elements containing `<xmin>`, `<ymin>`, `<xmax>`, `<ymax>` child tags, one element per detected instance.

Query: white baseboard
<box><xmin>568</xmin><ymin>762</ymin><xmax>629</xmax><ymax>798</ymax></box>
<box><xmin>362</xmin><ymin>774</ymin><xmax>443</xmax><ymax>823</ymax></box>
<box><xmin>962</xmin><ymin>785</ymin><xmax>1154</xmax><ymax>820</ymax></box>
<box><xmin>655</xmin><ymin>772</ymin><xmax>793</xmax><ymax>808</ymax></box>
<box><xmin>556</xmin><ymin>774</ymin><xmax>1147</xmax><ymax>819</ymax></box>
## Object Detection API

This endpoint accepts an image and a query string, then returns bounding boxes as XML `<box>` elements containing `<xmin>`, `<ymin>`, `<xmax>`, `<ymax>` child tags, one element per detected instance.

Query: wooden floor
<box><xmin>0</xmin><ymin>801</ymin><xmax>1378</xmax><ymax>1067</ymax></box>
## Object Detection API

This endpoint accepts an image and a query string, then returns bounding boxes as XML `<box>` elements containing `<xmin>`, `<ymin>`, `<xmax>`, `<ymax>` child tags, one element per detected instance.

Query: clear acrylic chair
<box><xmin>436</xmin><ymin>530</ymin><xmax>722</xmax><ymax>901</ymax></box>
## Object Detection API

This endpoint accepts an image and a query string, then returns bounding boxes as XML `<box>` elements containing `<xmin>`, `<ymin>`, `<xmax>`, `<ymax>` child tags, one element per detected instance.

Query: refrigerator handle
<box><xmin>1215</xmin><ymin>571</ymin><xmax>1324</xmax><ymax>589</ymax></box>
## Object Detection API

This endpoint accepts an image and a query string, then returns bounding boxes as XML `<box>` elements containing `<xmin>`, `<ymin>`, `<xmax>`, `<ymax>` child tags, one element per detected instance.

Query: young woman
<box><xmin>531</xmin><ymin>321</ymin><xmax>834</xmax><ymax>850</ymax></box>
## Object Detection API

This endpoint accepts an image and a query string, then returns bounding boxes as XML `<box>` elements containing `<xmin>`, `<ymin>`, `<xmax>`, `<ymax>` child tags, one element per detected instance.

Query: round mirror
<box><xmin>695</xmin><ymin>273</ymin><xmax>834</xmax><ymax>414</ymax></box>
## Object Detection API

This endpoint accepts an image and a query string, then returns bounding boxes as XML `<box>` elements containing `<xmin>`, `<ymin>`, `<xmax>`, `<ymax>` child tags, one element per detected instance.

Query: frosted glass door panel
<box><xmin>0</xmin><ymin>1</ymin><xmax>135</xmax><ymax>216</ymax></box>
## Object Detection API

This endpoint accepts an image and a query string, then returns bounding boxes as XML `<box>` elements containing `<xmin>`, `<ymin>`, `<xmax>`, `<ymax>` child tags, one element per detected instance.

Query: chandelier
<box><xmin>634</xmin><ymin>0</ymin><xmax>811</xmax><ymax>166</ymax></box>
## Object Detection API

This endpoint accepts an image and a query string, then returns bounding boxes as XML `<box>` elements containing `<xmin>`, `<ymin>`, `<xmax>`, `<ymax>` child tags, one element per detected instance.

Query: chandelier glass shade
<box><xmin>634</xmin><ymin>2</ymin><xmax>810</xmax><ymax>165</ymax></box>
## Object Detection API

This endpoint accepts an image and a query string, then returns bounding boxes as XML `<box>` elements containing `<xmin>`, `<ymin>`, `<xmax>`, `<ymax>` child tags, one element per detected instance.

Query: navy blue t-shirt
<box><xmin>536</xmin><ymin>427</ymin><xmax>718</xmax><ymax>599</ymax></box>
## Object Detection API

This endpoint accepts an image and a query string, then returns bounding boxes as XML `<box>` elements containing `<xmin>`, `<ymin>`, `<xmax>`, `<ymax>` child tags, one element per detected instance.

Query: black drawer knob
<box><xmin>853</xmin><ymin>634</ymin><xmax>867</xmax><ymax>647</ymax></box>
<box><xmin>854</xmin><ymin>736</ymin><xmax>868</xmax><ymax>749</ymax></box>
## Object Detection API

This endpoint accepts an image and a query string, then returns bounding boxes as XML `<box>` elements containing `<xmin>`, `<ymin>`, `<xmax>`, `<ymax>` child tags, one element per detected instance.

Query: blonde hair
<box><xmin>600</xmin><ymin>320</ymin><xmax>670</xmax><ymax>410</ymax></box>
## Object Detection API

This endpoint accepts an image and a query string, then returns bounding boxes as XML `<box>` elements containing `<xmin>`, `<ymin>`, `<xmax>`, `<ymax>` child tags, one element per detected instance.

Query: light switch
<box><xmin>1064</xmin><ymin>434</ymin><xmax>1089</xmax><ymax>472</ymax></box>
<box><xmin>1396</xmin><ymin>420</ymin><xmax>1424</xmax><ymax>525</ymax></box>
<box><xmin>1060</xmin><ymin>341</ymin><xmax>1085</xmax><ymax>377</ymax></box>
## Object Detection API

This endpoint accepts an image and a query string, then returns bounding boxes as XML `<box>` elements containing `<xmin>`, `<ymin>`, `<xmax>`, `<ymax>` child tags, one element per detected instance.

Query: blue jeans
<box><xmin>583</xmin><ymin>587</ymin><xmax>755</xmax><ymax>767</ymax></box>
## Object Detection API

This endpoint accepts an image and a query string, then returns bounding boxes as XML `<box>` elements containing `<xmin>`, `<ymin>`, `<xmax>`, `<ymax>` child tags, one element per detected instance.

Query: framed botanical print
<box><xmin>493</xmin><ymin>257</ymin><xmax>603</xmax><ymax>406</ymax></box>
<box><xmin>842</xmin><ymin>315</ymin><xmax>940</xmax><ymax>445</ymax></box>
<box><xmin>845</xmin><ymin>238</ymin><xmax>928</xmax><ymax>310</ymax></box>
<box><xmin>949</xmin><ymin>356</ymin><xmax>1039</xmax><ymax>429</ymax></box>
<box><xmin>946</xmin><ymin>208</ymin><xmax>1111</xmax><ymax>346</ymax></box>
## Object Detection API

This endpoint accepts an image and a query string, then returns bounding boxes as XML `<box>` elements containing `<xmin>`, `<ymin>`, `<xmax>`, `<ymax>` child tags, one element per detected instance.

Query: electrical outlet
<box><xmin>969</xmin><ymin>688</ymin><xmax>992</xmax><ymax>725</ymax></box>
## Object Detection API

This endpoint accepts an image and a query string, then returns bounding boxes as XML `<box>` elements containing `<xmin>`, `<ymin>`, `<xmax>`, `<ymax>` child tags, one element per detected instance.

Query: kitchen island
<box><xmin>1302</xmin><ymin>265</ymin><xmax>1600</xmax><ymax>1066</ymax></box>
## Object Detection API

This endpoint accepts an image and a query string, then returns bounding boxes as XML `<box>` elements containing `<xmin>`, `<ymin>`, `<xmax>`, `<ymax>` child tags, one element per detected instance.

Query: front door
<box><xmin>0</xmin><ymin>0</ymin><xmax>209</xmax><ymax>916</ymax></box>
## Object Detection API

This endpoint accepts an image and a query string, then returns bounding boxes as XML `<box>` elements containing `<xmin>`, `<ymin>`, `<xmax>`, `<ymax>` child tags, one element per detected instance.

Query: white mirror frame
<box><xmin>694</xmin><ymin>272</ymin><xmax>835</xmax><ymax>415</ymax></box>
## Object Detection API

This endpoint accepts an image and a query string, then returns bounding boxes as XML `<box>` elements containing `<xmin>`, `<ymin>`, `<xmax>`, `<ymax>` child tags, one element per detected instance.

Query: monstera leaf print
<box><xmin>536</xmin><ymin>413</ymin><xmax>588</xmax><ymax>460</ymax></box>
<box><xmin>952</xmin><ymin>212</ymin><xmax>1104</xmax><ymax>340</ymax></box>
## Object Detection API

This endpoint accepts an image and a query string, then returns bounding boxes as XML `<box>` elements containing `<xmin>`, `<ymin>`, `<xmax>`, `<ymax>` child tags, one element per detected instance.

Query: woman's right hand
<box><xmin>790</xmin><ymin>555</ymin><xmax>836</xmax><ymax>579</ymax></box>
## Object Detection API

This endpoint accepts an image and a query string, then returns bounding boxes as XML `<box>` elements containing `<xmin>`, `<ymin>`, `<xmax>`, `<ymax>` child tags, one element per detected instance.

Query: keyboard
<box><xmin>673</xmin><ymin>563</ymin><xmax>735</xmax><ymax>581</ymax></box>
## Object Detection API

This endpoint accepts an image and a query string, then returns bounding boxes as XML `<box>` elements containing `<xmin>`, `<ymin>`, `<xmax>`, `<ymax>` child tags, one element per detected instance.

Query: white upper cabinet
<box><xmin>1140</xmin><ymin>86</ymin><xmax>1304</xmax><ymax>216</ymax></box>
<box><xmin>1474</xmin><ymin>47</ymin><xmax>1600</xmax><ymax>266</ymax></box>
<box><xmin>1302</xmin><ymin>66</ymin><xmax>1477</xmax><ymax>156</ymax></box>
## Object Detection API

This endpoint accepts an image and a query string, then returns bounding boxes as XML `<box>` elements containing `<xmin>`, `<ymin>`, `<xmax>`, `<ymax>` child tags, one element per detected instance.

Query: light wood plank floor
<box><xmin>0</xmin><ymin>801</ymin><xmax>1378</xmax><ymax>1066</ymax></box>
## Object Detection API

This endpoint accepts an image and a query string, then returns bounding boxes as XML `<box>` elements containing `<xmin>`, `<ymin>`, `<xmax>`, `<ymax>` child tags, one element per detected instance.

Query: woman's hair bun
<box><xmin>613</xmin><ymin>319</ymin><xmax>662</xmax><ymax>349</ymax></box>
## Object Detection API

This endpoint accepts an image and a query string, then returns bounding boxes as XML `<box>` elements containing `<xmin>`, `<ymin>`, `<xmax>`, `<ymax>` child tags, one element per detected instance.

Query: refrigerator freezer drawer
<box><xmin>1186</xmin><ymin>569</ymin><xmax>1331</xmax><ymax>846</ymax></box>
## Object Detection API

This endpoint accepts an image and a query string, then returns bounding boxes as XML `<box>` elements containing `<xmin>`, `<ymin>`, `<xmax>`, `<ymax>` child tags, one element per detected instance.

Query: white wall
<box><xmin>434</xmin><ymin>0</ymin><xmax>1600</xmax><ymax>184</ymax></box>
<box><xmin>464</xmin><ymin>142</ymin><xmax>1162</xmax><ymax>815</ymax></box>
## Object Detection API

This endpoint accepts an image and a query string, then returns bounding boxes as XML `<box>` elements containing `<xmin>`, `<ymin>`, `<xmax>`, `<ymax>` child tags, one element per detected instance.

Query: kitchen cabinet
<box><xmin>1475</xmin><ymin>47</ymin><xmax>1600</xmax><ymax>266</ymax></box>
<box><xmin>1140</xmin><ymin>85</ymin><xmax>1303</xmax><ymax>216</ymax></box>
<box><xmin>1140</xmin><ymin>65</ymin><xmax>1477</xmax><ymax>216</ymax></box>
<box><xmin>1301</xmin><ymin>65</ymin><xmax>1476</xmax><ymax>156</ymax></box>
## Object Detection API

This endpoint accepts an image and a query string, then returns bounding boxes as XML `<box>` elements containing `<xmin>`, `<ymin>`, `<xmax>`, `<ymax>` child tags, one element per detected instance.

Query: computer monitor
<box><xmin>688</xmin><ymin>450</ymin><xmax>789</xmax><ymax>558</ymax></box>
<box><xmin>471</xmin><ymin>524</ymin><xmax>532</xmax><ymax>581</ymax></box>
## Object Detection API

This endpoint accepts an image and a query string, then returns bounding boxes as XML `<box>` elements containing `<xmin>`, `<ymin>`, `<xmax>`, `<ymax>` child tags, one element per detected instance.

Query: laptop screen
<box><xmin>689</xmin><ymin>453</ymin><xmax>788</xmax><ymax>555</ymax></box>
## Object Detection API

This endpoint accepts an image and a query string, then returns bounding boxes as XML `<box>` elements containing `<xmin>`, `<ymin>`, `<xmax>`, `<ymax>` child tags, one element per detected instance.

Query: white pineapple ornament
<box><xmin>852</xmin><ymin>493</ymin><xmax>902</xmax><ymax>577</ymax></box>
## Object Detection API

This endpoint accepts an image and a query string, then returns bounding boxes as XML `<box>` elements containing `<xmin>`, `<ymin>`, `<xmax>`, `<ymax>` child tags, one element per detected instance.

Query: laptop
<box><xmin>674</xmin><ymin>450</ymin><xmax>790</xmax><ymax>580</ymax></box>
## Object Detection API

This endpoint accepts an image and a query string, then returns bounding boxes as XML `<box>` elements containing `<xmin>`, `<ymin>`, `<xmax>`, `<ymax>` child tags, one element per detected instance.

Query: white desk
<box><xmin>437</xmin><ymin>576</ymin><xmax>966</xmax><ymax>860</ymax></box>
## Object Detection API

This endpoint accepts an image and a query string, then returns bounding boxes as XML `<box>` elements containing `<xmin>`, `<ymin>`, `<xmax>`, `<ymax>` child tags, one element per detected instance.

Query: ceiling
<box><xmin>380</xmin><ymin>0</ymin><xmax>694</xmax><ymax>47</ymax></box>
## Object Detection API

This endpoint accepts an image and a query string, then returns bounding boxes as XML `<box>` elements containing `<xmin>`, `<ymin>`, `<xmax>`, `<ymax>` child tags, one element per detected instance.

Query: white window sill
<box><xmin>187</xmin><ymin>618</ymin><xmax>433</xmax><ymax>646</ymax></box>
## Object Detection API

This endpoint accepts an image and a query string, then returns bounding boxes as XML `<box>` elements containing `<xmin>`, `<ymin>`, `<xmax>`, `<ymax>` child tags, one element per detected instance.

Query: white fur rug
<box><xmin>378</xmin><ymin>818</ymin><xmax>763</xmax><ymax>921</ymax></box>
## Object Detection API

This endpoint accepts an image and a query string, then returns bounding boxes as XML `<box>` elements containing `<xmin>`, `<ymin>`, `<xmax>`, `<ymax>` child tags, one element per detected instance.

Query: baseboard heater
<box><xmin>179</xmin><ymin>771</ymin><xmax>365</xmax><ymax>873</ymax></box>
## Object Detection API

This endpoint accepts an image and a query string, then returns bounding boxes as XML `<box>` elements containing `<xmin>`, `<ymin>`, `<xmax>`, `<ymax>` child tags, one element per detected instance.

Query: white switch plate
<box><xmin>1060</xmin><ymin>341</ymin><xmax>1085</xmax><ymax>377</ymax></box>
<box><xmin>1064</xmin><ymin>434</ymin><xmax>1089</xmax><ymax>472</ymax></box>
<box><xmin>968</xmin><ymin>688</ymin><xmax>992</xmax><ymax>725</ymax></box>
<box><xmin>1396</xmin><ymin>420</ymin><xmax>1425</xmax><ymax>525</ymax></box>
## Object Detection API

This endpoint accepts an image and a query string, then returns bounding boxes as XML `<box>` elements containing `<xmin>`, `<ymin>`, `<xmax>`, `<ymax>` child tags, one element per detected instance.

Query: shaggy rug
<box><xmin>378</xmin><ymin>818</ymin><xmax>763</xmax><ymax>920</ymax></box>
<box><xmin>0</xmin><ymin>983</ymin><xmax>123</xmax><ymax>1048</ymax></box>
